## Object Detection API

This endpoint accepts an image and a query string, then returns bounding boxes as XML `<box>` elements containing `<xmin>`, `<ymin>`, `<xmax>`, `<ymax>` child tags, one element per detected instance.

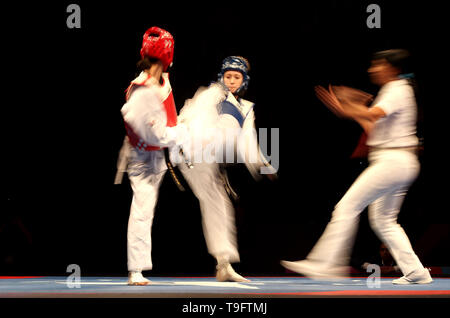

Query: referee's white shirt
<box><xmin>367</xmin><ymin>79</ymin><xmax>418</xmax><ymax>148</ymax></box>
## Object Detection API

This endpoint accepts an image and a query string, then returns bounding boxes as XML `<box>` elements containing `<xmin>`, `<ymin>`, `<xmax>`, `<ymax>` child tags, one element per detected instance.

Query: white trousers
<box><xmin>306</xmin><ymin>149</ymin><xmax>425</xmax><ymax>277</ymax></box>
<box><xmin>127</xmin><ymin>160</ymin><xmax>239</xmax><ymax>272</ymax></box>
<box><xmin>179</xmin><ymin>163</ymin><xmax>240</xmax><ymax>264</ymax></box>
<box><xmin>127</xmin><ymin>168</ymin><xmax>165</xmax><ymax>272</ymax></box>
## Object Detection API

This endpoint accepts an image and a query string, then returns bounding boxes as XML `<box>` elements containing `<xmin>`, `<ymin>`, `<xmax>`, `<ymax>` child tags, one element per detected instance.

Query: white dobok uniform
<box><xmin>119</xmin><ymin>72</ymin><xmax>186</xmax><ymax>272</ymax></box>
<box><xmin>178</xmin><ymin>83</ymin><xmax>275</xmax><ymax>265</ymax></box>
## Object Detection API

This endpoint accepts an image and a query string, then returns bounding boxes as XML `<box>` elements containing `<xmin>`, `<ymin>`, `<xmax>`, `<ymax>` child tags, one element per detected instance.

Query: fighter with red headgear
<box><xmin>139</xmin><ymin>27</ymin><xmax>174</xmax><ymax>71</ymax></box>
<box><xmin>117</xmin><ymin>27</ymin><xmax>189</xmax><ymax>285</ymax></box>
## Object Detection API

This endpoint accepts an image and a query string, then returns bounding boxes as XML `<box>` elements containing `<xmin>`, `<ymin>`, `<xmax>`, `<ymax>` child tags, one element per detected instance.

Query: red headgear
<box><xmin>140</xmin><ymin>27</ymin><xmax>174</xmax><ymax>71</ymax></box>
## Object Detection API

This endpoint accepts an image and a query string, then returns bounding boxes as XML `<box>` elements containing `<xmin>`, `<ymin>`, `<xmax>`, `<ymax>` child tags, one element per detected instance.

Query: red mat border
<box><xmin>239</xmin><ymin>290</ymin><xmax>450</xmax><ymax>296</ymax></box>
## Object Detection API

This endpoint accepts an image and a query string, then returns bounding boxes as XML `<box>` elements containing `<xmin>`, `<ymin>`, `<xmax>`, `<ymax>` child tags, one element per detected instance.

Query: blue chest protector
<box><xmin>219</xmin><ymin>100</ymin><xmax>245</xmax><ymax>127</ymax></box>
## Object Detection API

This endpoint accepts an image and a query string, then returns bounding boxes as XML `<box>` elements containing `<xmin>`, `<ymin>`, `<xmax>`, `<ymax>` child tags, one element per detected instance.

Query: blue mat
<box><xmin>1</xmin><ymin>276</ymin><xmax>449</xmax><ymax>297</ymax></box>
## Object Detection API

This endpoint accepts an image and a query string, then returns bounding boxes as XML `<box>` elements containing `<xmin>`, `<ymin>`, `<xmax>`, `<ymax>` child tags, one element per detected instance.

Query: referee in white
<box><xmin>282</xmin><ymin>49</ymin><xmax>432</xmax><ymax>285</ymax></box>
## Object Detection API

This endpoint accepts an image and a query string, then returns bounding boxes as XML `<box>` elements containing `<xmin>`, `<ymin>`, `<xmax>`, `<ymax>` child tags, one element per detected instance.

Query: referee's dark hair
<box><xmin>372</xmin><ymin>49</ymin><xmax>411</xmax><ymax>74</ymax></box>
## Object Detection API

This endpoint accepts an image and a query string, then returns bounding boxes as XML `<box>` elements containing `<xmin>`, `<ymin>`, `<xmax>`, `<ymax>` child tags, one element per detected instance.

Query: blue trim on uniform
<box><xmin>219</xmin><ymin>100</ymin><xmax>244</xmax><ymax>127</ymax></box>
<box><xmin>398</xmin><ymin>73</ymin><xmax>415</xmax><ymax>79</ymax></box>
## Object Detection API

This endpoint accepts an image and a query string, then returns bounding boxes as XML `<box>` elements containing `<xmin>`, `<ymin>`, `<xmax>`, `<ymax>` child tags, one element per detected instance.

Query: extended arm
<box><xmin>121</xmin><ymin>87</ymin><xmax>187</xmax><ymax>147</ymax></box>
<box><xmin>315</xmin><ymin>85</ymin><xmax>386</xmax><ymax>134</ymax></box>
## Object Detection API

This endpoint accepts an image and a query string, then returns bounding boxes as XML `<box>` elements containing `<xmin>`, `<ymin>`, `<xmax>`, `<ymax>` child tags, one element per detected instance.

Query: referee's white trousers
<box><xmin>127</xmin><ymin>163</ymin><xmax>239</xmax><ymax>272</ymax></box>
<box><xmin>306</xmin><ymin>149</ymin><xmax>426</xmax><ymax>277</ymax></box>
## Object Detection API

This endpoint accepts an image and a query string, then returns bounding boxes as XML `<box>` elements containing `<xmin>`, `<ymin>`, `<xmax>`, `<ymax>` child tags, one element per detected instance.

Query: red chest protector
<box><xmin>124</xmin><ymin>72</ymin><xmax>177</xmax><ymax>151</ymax></box>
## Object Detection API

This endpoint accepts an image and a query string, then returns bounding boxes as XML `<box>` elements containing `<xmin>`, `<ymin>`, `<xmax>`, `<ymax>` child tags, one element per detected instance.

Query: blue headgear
<box><xmin>217</xmin><ymin>56</ymin><xmax>250</xmax><ymax>94</ymax></box>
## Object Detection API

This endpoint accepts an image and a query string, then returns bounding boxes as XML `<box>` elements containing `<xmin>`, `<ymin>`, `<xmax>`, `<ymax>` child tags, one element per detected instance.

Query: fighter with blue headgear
<box><xmin>218</xmin><ymin>56</ymin><xmax>251</xmax><ymax>96</ymax></box>
<box><xmin>215</xmin><ymin>56</ymin><xmax>254</xmax><ymax>128</ymax></box>
<box><xmin>176</xmin><ymin>54</ymin><xmax>277</xmax><ymax>283</ymax></box>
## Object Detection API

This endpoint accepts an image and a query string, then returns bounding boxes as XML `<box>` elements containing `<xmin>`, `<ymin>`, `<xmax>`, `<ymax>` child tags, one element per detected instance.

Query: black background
<box><xmin>2</xmin><ymin>0</ymin><xmax>448</xmax><ymax>278</ymax></box>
